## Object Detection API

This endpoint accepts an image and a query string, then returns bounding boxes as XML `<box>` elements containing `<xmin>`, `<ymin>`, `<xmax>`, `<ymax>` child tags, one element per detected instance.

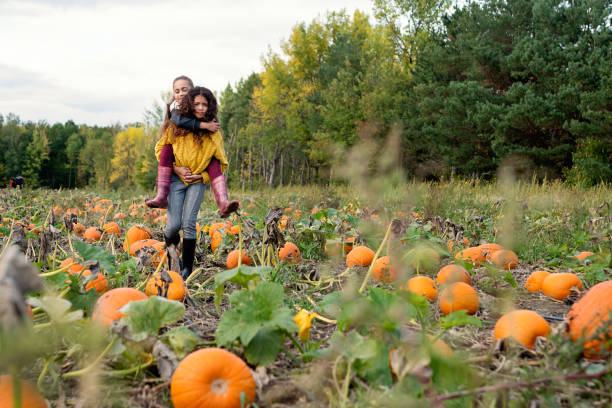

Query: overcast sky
<box><xmin>0</xmin><ymin>0</ymin><xmax>374</xmax><ymax>126</ymax></box>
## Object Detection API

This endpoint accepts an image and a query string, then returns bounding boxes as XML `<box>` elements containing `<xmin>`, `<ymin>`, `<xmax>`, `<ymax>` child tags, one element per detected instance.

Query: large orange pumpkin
<box><xmin>123</xmin><ymin>225</ymin><xmax>152</xmax><ymax>252</ymax></box>
<box><xmin>405</xmin><ymin>276</ymin><xmax>438</xmax><ymax>301</ymax></box>
<box><xmin>171</xmin><ymin>348</ymin><xmax>256</xmax><ymax>408</ymax></box>
<box><xmin>0</xmin><ymin>375</ymin><xmax>47</xmax><ymax>408</ymax></box>
<box><xmin>494</xmin><ymin>310</ymin><xmax>551</xmax><ymax>349</ymax></box>
<box><xmin>525</xmin><ymin>270</ymin><xmax>550</xmax><ymax>292</ymax></box>
<box><xmin>145</xmin><ymin>270</ymin><xmax>187</xmax><ymax>301</ymax></box>
<box><xmin>566</xmin><ymin>280</ymin><xmax>612</xmax><ymax>359</ymax></box>
<box><xmin>488</xmin><ymin>249</ymin><xmax>519</xmax><ymax>269</ymax></box>
<box><xmin>436</xmin><ymin>264</ymin><xmax>471</xmax><ymax>285</ymax></box>
<box><xmin>455</xmin><ymin>247</ymin><xmax>486</xmax><ymax>265</ymax></box>
<box><xmin>226</xmin><ymin>250</ymin><xmax>251</xmax><ymax>269</ymax></box>
<box><xmin>103</xmin><ymin>222</ymin><xmax>121</xmax><ymax>235</ymax></box>
<box><xmin>92</xmin><ymin>288</ymin><xmax>148</xmax><ymax>327</ymax></box>
<box><xmin>83</xmin><ymin>227</ymin><xmax>102</xmax><ymax>242</ymax></box>
<box><xmin>439</xmin><ymin>282</ymin><xmax>479</xmax><ymax>315</ymax></box>
<box><xmin>346</xmin><ymin>246</ymin><xmax>375</xmax><ymax>267</ymax></box>
<box><xmin>541</xmin><ymin>273</ymin><xmax>583</xmax><ymax>300</ymax></box>
<box><xmin>279</xmin><ymin>242</ymin><xmax>301</xmax><ymax>264</ymax></box>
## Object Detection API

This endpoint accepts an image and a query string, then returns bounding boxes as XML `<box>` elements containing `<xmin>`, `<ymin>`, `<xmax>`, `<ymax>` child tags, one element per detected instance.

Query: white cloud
<box><xmin>0</xmin><ymin>0</ymin><xmax>374</xmax><ymax>126</ymax></box>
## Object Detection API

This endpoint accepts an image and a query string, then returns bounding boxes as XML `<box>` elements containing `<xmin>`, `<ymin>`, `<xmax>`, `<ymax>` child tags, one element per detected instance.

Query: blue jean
<box><xmin>166</xmin><ymin>174</ymin><xmax>206</xmax><ymax>240</ymax></box>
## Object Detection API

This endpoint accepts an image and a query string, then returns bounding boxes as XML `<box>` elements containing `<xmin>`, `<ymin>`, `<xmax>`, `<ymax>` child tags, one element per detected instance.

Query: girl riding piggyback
<box><xmin>146</xmin><ymin>75</ymin><xmax>239</xmax><ymax>218</ymax></box>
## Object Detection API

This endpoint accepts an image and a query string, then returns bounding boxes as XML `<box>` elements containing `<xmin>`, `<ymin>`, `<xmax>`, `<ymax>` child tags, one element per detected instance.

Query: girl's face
<box><xmin>193</xmin><ymin>95</ymin><xmax>208</xmax><ymax>119</ymax></box>
<box><xmin>173</xmin><ymin>79</ymin><xmax>192</xmax><ymax>103</ymax></box>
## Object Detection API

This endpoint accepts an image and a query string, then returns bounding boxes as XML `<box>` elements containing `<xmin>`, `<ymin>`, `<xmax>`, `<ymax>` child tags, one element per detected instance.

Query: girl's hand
<box><xmin>173</xmin><ymin>165</ymin><xmax>192</xmax><ymax>179</ymax></box>
<box><xmin>200</xmin><ymin>121</ymin><xmax>220</xmax><ymax>132</ymax></box>
<box><xmin>183</xmin><ymin>173</ymin><xmax>203</xmax><ymax>183</ymax></box>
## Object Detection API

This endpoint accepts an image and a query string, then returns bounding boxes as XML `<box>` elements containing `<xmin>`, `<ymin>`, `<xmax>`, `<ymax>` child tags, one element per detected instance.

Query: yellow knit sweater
<box><xmin>155</xmin><ymin>126</ymin><xmax>229</xmax><ymax>185</ymax></box>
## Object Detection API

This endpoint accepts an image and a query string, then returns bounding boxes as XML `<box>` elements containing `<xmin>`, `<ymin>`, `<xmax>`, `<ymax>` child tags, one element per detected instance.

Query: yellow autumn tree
<box><xmin>109</xmin><ymin>126</ymin><xmax>146</xmax><ymax>188</ymax></box>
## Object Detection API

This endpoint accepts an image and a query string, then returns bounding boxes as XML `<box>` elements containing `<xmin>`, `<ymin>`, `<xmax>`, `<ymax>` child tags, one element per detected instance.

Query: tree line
<box><xmin>1</xmin><ymin>0</ymin><xmax>610</xmax><ymax>189</ymax></box>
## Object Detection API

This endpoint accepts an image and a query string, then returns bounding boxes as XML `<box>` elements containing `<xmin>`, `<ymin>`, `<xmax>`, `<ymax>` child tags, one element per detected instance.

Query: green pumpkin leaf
<box><xmin>243</xmin><ymin>327</ymin><xmax>284</xmax><ymax>366</ymax></box>
<box><xmin>73</xmin><ymin>240</ymin><xmax>116</xmax><ymax>273</ymax></box>
<box><xmin>161</xmin><ymin>327</ymin><xmax>204</xmax><ymax>359</ymax></box>
<box><xmin>439</xmin><ymin>309</ymin><xmax>483</xmax><ymax>328</ymax></box>
<box><xmin>214</xmin><ymin>264</ymin><xmax>271</xmax><ymax>311</ymax></box>
<box><xmin>119</xmin><ymin>296</ymin><xmax>185</xmax><ymax>340</ymax></box>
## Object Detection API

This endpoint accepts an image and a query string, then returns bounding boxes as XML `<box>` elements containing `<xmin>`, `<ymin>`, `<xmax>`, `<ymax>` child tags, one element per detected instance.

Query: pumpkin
<box><xmin>279</xmin><ymin>242</ymin><xmax>301</xmax><ymax>264</ymax></box>
<box><xmin>477</xmin><ymin>243</ymin><xmax>503</xmax><ymax>256</ymax></box>
<box><xmin>428</xmin><ymin>334</ymin><xmax>453</xmax><ymax>357</ymax></box>
<box><xmin>439</xmin><ymin>282</ymin><xmax>479</xmax><ymax>315</ymax></box>
<box><xmin>59</xmin><ymin>257</ymin><xmax>85</xmax><ymax>274</ymax></box>
<box><xmin>455</xmin><ymin>247</ymin><xmax>486</xmax><ymax>265</ymax></box>
<box><xmin>72</xmin><ymin>222</ymin><xmax>86</xmax><ymax>236</ymax></box>
<box><xmin>493</xmin><ymin>310</ymin><xmax>551</xmax><ymax>349</ymax></box>
<box><xmin>346</xmin><ymin>245</ymin><xmax>375</xmax><ymax>267</ymax></box>
<box><xmin>129</xmin><ymin>239</ymin><xmax>162</xmax><ymax>257</ymax></box>
<box><xmin>436</xmin><ymin>264</ymin><xmax>471</xmax><ymax>285</ymax></box>
<box><xmin>103</xmin><ymin>222</ymin><xmax>121</xmax><ymax>235</ymax></box>
<box><xmin>209</xmin><ymin>222</ymin><xmax>227</xmax><ymax>238</ymax></box>
<box><xmin>343</xmin><ymin>237</ymin><xmax>356</xmax><ymax>255</ymax></box>
<box><xmin>525</xmin><ymin>270</ymin><xmax>551</xmax><ymax>292</ymax></box>
<box><xmin>171</xmin><ymin>348</ymin><xmax>256</xmax><ymax>408</ymax></box>
<box><xmin>92</xmin><ymin>288</ymin><xmax>148</xmax><ymax>327</ymax></box>
<box><xmin>405</xmin><ymin>276</ymin><xmax>438</xmax><ymax>301</ymax></box>
<box><xmin>573</xmin><ymin>251</ymin><xmax>594</xmax><ymax>261</ymax></box>
<box><xmin>123</xmin><ymin>225</ymin><xmax>152</xmax><ymax>252</ymax></box>
<box><xmin>228</xmin><ymin>225</ymin><xmax>240</xmax><ymax>236</ymax></box>
<box><xmin>405</xmin><ymin>246</ymin><xmax>440</xmax><ymax>272</ymax></box>
<box><xmin>566</xmin><ymin>280</ymin><xmax>612</xmax><ymax>359</ymax></box>
<box><xmin>488</xmin><ymin>249</ymin><xmax>519</xmax><ymax>269</ymax></box>
<box><xmin>226</xmin><ymin>250</ymin><xmax>251</xmax><ymax>269</ymax></box>
<box><xmin>145</xmin><ymin>270</ymin><xmax>186</xmax><ymax>301</ymax></box>
<box><xmin>113</xmin><ymin>212</ymin><xmax>127</xmax><ymax>220</ymax></box>
<box><xmin>0</xmin><ymin>375</ymin><xmax>47</xmax><ymax>408</ymax></box>
<box><xmin>211</xmin><ymin>230</ymin><xmax>223</xmax><ymax>252</ymax></box>
<box><xmin>74</xmin><ymin>269</ymin><xmax>109</xmax><ymax>294</ymax></box>
<box><xmin>83</xmin><ymin>227</ymin><xmax>102</xmax><ymax>242</ymax></box>
<box><xmin>278</xmin><ymin>215</ymin><xmax>289</xmax><ymax>230</ymax></box>
<box><xmin>371</xmin><ymin>256</ymin><xmax>397</xmax><ymax>283</ymax></box>
<box><xmin>541</xmin><ymin>273</ymin><xmax>583</xmax><ymax>300</ymax></box>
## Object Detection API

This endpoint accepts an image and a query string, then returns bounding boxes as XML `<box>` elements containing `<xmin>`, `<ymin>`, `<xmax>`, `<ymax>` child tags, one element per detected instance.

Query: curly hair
<box><xmin>161</xmin><ymin>86</ymin><xmax>219</xmax><ymax>145</ymax></box>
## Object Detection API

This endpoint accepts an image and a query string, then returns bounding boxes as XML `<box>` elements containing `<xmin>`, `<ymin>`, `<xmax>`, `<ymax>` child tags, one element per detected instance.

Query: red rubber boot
<box><xmin>211</xmin><ymin>175</ymin><xmax>239</xmax><ymax>218</ymax></box>
<box><xmin>146</xmin><ymin>166</ymin><xmax>173</xmax><ymax>208</ymax></box>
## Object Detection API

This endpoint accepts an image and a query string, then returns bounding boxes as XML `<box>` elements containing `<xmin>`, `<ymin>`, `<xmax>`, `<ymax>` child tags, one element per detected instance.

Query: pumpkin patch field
<box><xmin>0</xmin><ymin>180</ymin><xmax>610</xmax><ymax>407</ymax></box>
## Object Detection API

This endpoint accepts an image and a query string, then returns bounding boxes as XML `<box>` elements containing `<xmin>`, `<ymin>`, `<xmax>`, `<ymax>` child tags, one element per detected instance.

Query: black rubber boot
<box><xmin>180</xmin><ymin>238</ymin><xmax>197</xmax><ymax>280</ymax></box>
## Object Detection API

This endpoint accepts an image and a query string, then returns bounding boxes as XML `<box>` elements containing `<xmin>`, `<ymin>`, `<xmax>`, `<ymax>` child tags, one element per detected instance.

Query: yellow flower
<box><xmin>293</xmin><ymin>309</ymin><xmax>319</xmax><ymax>342</ymax></box>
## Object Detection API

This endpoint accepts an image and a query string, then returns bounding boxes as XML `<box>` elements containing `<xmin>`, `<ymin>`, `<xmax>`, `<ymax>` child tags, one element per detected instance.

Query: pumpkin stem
<box><xmin>358</xmin><ymin>222</ymin><xmax>394</xmax><ymax>294</ymax></box>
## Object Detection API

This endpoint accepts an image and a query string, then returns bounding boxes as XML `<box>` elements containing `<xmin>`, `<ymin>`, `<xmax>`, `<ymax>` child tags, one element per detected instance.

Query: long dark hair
<box><xmin>163</xmin><ymin>87</ymin><xmax>218</xmax><ymax>145</ymax></box>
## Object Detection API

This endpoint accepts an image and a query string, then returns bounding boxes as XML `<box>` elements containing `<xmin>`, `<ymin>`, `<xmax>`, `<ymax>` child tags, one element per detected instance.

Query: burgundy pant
<box><xmin>159</xmin><ymin>144</ymin><xmax>221</xmax><ymax>180</ymax></box>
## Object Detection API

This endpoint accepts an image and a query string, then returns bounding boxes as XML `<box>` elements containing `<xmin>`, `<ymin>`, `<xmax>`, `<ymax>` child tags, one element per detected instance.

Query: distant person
<box><xmin>146</xmin><ymin>75</ymin><xmax>239</xmax><ymax>218</ymax></box>
<box><xmin>9</xmin><ymin>176</ymin><xmax>25</xmax><ymax>189</ymax></box>
<box><xmin>155</xmin><ymin>86</ymin><xmax>230</xmax><ymax>279</ymax></box>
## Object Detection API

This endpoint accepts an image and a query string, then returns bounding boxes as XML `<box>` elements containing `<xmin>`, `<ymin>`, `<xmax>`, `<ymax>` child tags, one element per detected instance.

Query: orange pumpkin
<box><xmin>436</xmin><ymin>264</ymin><xmax>471</xmax><ymax>285</ymax></box>
<box><xmin>113</xmin><ymin>212</ymin><xmax>127</xmax><ymax>220</ymax></box>
<box><xmin>74</xmin><ymin>269</ymin><xmax>109</xmax><ymax>294</ymax></box>
<box><xmin>84</xmin><ymin>227</ymin><xmax>102</xmax><ymax>242</ymax></box>
<box><xmin>123</xmin><ymin>225</ymin><xmax>152</xmax><ymax>252</ymax></box>
<box><xmin>211</xmin><ymin>230</ymin><xmax>223</xmax><ymax>252</ymax></box>
<box><xmin>279</xmin><ymin>242</ymin><xmax>301</xmax><ymax>264</ymax></box>
<box><xmin>566</xmin><ymin>280</ymin><xmax>612</xmax><ymax>359</ymax></box>
<box><xmin>171</xmin><ymin>348</ymin><xmax>256</xmax><ymax>408</ymax></box>
<box><xmin>488</xmin><ymin>249</ymin><xmax>519</xmax><ymax>269</ymax></box>
<box><xmin>343</xmin><ymin>237</ymin><xmax>356</xmax><ymax>255</ymax></box>
<box><xmin>573</xmin><ymin>251</ymin><xmax>595</xmax><ymax>261</ymax></box>
<box><xmin>405</xmin><ymin>276</ymin><xmax>438</xmax><ymax>301</ymax></box>
<box><xmin>209</xmin><ymin>222</ymin><xmax>226</xmax><ymax>238</ymax></box>
<box><xmin>0</xmin><ymin>375</ymin><xmax>47</xmax><ymax>408</ymax></box>
<box><xmin>129</xmin><ymin>239</ymin><xmax>162</xmax><ymax>256</ymax></box>
<box><xmin>477</xmin><ymin>243</ymin><xmax>503</xmax><ymax>257</ymax></box>
<box><xmin>541</xmin><ymin>273</ymin><xmax>583</xmax><ymax>300</ymax></box>
<box><xmin>439</xmin><ymin>282</ymin><xmax>479</xmax><ymax>315</ymax></box>
<box><xmin>145</xmin><ymin>271</ymin><xmax>186</xmax><ymax>301</ymax></box>
<box><xmin>525</xmin><ymin>270</ymin><xmax>551</xmax><ymax>292</ymax></box>
<box><xmin>103</xmin><ymin>222</ymin><xmax>121</xmax><ymax>235</ymax></box>
<box><xmin>346</xmin><ymin>246</ymin><xmax>375</xmax><ymax>267</ymax></box>
<box><xmin>226</xmin><ymin>250</ymin><xmax>251</xmax><ymax>269</ymax></box>
<box><xmin>371</xmin><ymin>256</ymin><xmax>397</xmax><ymax>283</ymax></box>
<box><xmin>494</xmin><ymin>310</ymin><xmax>551</xmax><ymax>349</ymax></box>
<box><xmin>92</xmin><ymin>288</ymin><xmax>148</xmax><ymax>327</ymax></box>
<box><xmin>59</xmin><ymin>257</ymin><xmax>85</xmax><ymax>274</ymax></box>
<box><xmin>72</xmin><ymin>222</ymin><xmax>86</xmax><ymax>236</ymax></box>
<box><xmin>455</xmin><ymin>247</ymin><xmax>486</xmax><ymax>265</ymax></box>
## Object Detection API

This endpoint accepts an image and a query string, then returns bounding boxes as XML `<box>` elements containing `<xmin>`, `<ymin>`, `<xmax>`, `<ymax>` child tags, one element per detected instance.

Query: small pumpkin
<box><xmin>436</xmin><ymin>264</ymin><xmax>471</xmax><ymax>285</ymax></box>
<box><xmin>343</xmin><ymin>237</ymin><xmax>356</xmax><ymax>255</ymax></box>
<box><xmin>279</xmin><ymin>242</ymin><xmax>301</xmax><ymax>264</ymax></box>
<box><xmin>371</xmin><ymin>256</ymin><xmax>397</xmax><ymax>283</ymax></box>
<box><xmin>103</xmin><ymin>221</ymin><xmax>121</xmax><ymax>235</ymax></box>
<box><xmin>145</xmin><ymin>270</ymin><xmax>186</xmax><ymax>301</ymax></box>
<box><xmin>92</xmin><ymin>287</ymin><xmax>148</xmax><ymax>327</ymax></box>
<box><xmin>525</xmin><ymin>270</ymin><xmax>550</xmax><ymax>292</ymax></box>
<box><xmin>439</xmin><ymin>282</ymin><xmax>479</xmax><ymax>315</ymax></box>
<box><xmin>123</xmin><ymin>224</ymin><xmax>152</xmax><ymax>252</ymax></box>
<box><xmin>405</xmin><ymin>276</ymin><xmax>438</xmax><ymax>301</ymax></box>
<box><xmin>211</xmin><ymin>230</ymin><xmax>223</xmax><ymax>252</ymax></box>
<box><xmin>83</xmin><ymin>227</ymin><xmax>102</xmax><ymax>242</ymax></box>
<box><xmin>573</xmin><ymin>251</ymin><xmax>594</xmax><ymax>261</ymax></box>
<box><xmin>541</xmin><ymin>273</ymin><xmax>583</xmax><ymax>300</ymax></box>
<box><xmin>75</xmin><ymin>269</ymin><xmax>109</xmax><ymax>294</ymax></box>
<box><xmin>209</xmin><ymin>222</ymin><xmax>227</xmax><ymax>238</ymax></box>
<box><xmin>0</xmin><ymin>375</ymin><xmax>47</xmax><ymax>408</ymax></box>
<box><xmin>171</xmin><ymin>348</ymin><xmax>256</xmax><ymax>408</ymax></box>
<box><xmin>72</xmin><ymin>222</ymin><xmax>86</xmax><ymax>236</ymax></box>
<box><xmin>488</xmin><ymin>249</ymin><xmax>519</xmax><ymax>269</ymax></box>
<box><xmin>566</xmin><ymin>280</ymin><xmax>612</xmax><ymax>359</ymax></box>
<box><xmin>59</xmin><ymin>257</ymin><xmax>85</xmax><ymax>274</ymax></box>
<box><xmin>455</xmin><ymin>247</ymin><xmax>486</xmax><ymax>265</ymax></box>
<box><xmin>494</xmin><ymin>310</ymin><xmax>551</xmax><ymax>349</ymax></box>
<box><xmin>346</xmin><ymin>245</ymin><xmax>375</xmax><ymax>267</ymax></box>
<box><xmin>226</xmin><ymin>249</ymin><xmax>251</xmax><ymax>269</ymax></box>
